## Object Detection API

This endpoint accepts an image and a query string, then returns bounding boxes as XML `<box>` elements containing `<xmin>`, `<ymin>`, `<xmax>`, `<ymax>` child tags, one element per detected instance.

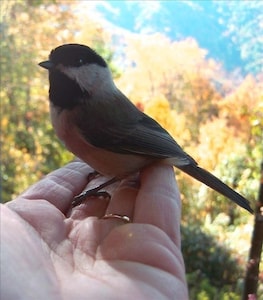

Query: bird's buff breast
<box><xmin>50</xmin><ymin>105</ymin><xmax>154</xmax><ymax>178</ymax></box>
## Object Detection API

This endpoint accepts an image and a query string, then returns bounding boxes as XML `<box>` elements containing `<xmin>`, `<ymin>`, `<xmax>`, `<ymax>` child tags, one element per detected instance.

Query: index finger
<box><xmin>134</xmin><ymin>163</ymin><xmax>182</xmax><ymax>246</ymax></box>
<box><xmin>17</xmin><ymin>160</ymin><xmax>94</xmax><ymax>213</ymax></box>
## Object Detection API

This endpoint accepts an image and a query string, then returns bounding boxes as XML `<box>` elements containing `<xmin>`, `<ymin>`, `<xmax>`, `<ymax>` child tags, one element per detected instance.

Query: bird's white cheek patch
<box><xmin>61</xmin><ymin>64</ymin><xmax>114</xmax><ymax>96</ymax></box>
<box><xmin>62</xmin><ymin>65</ymin><xmax>99</xmax><ymax>94</ymax></box>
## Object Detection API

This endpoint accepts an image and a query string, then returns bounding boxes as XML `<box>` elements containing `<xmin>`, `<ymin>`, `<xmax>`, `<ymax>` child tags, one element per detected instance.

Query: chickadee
<box><xmin>39</xmin><ymin>43</ymin><xmax>253</xmax><ymax>213</ymax></box>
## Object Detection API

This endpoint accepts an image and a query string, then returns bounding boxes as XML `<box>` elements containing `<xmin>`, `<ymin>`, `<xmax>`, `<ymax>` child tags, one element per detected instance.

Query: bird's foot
<box><xmin>72</xmin><ymin>190</ymin><xmax>111</xmax><ymax>207</ymax></box>
<box><xmin>72</xmin><ymin>177</ymin><xmax>118</xmax><ymax>207</ymax></box>
<box><xmin>87</xmin><ymin>171</ymin><xmax>100</xmax><ymax>182</ymax></box>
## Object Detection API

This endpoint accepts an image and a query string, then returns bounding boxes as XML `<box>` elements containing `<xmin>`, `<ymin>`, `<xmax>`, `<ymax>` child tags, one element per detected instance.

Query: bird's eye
<box><xmin>76</xmin><ymin>58</ymin><xmax>84</xmax><ymax>66</ymax></box>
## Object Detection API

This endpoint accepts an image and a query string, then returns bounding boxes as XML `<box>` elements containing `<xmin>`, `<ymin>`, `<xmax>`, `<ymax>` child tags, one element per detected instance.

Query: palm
<box><xmin>1</xmin><ymin>161</ymin><xmax>187</xmax><ymax>300</ymax></box>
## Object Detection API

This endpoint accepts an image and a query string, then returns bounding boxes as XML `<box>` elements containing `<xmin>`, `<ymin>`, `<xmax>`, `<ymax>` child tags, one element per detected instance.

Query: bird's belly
<box><xmin>51</xmin><ymin>110</ymin><xmax>154</xmax><ymax>178</ymax></box>
<box><xmin>50</xmin><ymin>107</ymin><xmax>155</xmax><ymax>178</ymax></box>
<box><xmin>65</xmin><ymin>136</ymin><xmax>154</xmax><ymax>178</ymax></box>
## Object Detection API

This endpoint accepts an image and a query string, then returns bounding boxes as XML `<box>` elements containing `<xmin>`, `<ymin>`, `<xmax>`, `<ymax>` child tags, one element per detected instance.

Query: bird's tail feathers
<box><xmin>177</xmin><ymin>164</ymin><xmax>253</xmax><ymax>213</ymax></box>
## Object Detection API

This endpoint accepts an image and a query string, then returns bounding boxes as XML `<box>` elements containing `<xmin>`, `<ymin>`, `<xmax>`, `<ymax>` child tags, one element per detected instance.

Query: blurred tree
<box><xmin>243</xmin><ymin>161</ymin><xmax>263</xmax><ymax>299</ymax></box>
<box><xmin>118</xmin><ymin>35</ymin><xmax>222</xmax><ymax>141</ymax></box>
<box><xmin>219</xmin><ymin>75</ymin><xmax>263</xmax><ymax>143</ymax></box>
<box><xmin>217</xmin><ymin>75</ymin><xmax>263</xmax><ymax>210</ymax></box>
<box><xmin>144</xmin><ymin>95</ymin><xmax>191</xmax><ymax>147</ymax></box>
<box><xmin>182</xmin><ymin>225</ymin><xmax>244</xmax><ymax>296</ymax></box>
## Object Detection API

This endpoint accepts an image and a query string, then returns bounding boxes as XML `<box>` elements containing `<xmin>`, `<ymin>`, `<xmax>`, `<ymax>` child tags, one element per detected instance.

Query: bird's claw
<box><xmin>72</xmin><ymin>190</ymin><xmax>111</xmax><ymax>207</ymax></box>
<box><xmin>72</xmin><ymin>177</ymin><xmax>118</xmax><ymax>207</ymax></box>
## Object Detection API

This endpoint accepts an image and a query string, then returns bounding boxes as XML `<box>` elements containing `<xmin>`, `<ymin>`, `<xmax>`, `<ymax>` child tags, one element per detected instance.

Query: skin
<box><xmin>0</xmin><ymin>161</ymin><xmax>188</xmax><ymax>300</ymax></box>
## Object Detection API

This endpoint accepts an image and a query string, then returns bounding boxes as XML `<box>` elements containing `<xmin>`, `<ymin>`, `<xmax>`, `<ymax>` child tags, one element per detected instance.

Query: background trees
<box><xmin>1</xmin><ymin>1</ymin><xmax>262</xmax><ymax>298</ymax></box>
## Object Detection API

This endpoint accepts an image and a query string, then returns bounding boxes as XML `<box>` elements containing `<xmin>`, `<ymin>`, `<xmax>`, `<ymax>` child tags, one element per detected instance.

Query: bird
<box><xmin>39</xmin><ymin>43</ymin><xmax>253</xmax><ymax>213</ymax></box>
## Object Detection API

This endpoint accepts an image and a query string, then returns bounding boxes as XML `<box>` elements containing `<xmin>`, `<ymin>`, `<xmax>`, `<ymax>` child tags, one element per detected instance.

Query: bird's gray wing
<box><xmin>77</xmin><ymin>91</ymin><xmax>196</xmax><ymax>165</ymax></box>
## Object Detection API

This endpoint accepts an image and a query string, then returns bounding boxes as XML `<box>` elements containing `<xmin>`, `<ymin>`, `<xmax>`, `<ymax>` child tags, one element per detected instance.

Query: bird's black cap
<box><xmin>41</xmin><ymin>43</ymin><xmax>107</xmax><ymax>69</ymax></box>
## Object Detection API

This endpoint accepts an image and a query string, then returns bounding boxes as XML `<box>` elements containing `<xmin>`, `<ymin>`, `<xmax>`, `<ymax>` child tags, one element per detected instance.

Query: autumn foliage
<box><xmin>1</xmin><ymin>1</ymin><xmax>262</xmax><ymax>298</ymax></box>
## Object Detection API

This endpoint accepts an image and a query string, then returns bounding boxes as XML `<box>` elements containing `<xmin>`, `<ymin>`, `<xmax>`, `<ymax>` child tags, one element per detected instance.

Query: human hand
<box><xmin>1</xmin><ymin>161</ymin><xmax>188</xmax><ymax>300</ymax></box>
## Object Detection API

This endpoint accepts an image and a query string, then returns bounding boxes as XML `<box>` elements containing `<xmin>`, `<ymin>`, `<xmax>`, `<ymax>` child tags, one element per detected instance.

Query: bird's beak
<box><xmin>39</xmin><ymin>60</ymin><xmax>54</xmax><ymax>70</ymax></box>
